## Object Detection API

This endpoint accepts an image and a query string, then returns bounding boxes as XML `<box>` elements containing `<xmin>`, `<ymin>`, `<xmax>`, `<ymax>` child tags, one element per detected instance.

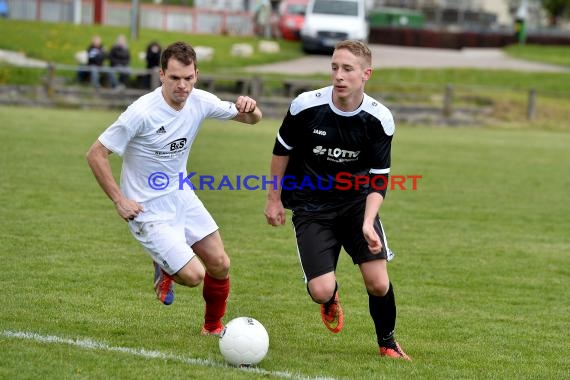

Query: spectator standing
<box><xmin>254</xmin><ymin>0</ymin><xmax>272</xmax><ymax>38</ymax></box>
<box><xmin>144</xmin><ymin>41</ymin><xmax>162</xmax><ymax>89</ymax></box>
<box><xmin>146</xmin><ymin>41</ymin><xmax>162</xmax><ymax>69</ymax></box>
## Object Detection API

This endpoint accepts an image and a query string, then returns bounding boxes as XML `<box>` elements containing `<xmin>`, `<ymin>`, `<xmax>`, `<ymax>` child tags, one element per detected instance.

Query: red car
<box><xmin>277</xmin><ymin>0</ymin><xmax>309</xmax><ymax>41</ymax></box>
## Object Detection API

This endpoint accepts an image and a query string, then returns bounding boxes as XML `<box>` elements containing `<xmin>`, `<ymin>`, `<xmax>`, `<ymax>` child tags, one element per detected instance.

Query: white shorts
<box><xmin>127</xmin><ymin>190</ymin><xmax>218</xmax><ymax>275</ymax></box>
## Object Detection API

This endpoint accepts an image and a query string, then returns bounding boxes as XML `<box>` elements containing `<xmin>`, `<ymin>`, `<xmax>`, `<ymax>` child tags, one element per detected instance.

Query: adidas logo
<box><xmin>156</xmin><ymin>126</ymin><xmax>166</xmax><ymax>134</ymax></box>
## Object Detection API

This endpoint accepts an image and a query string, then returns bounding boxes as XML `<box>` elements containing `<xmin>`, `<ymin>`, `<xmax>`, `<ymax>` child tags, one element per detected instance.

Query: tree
<box><xmin>542</xmin><ymin>0</ymin><xmax>570</xmax><ymax>26</ymax></box>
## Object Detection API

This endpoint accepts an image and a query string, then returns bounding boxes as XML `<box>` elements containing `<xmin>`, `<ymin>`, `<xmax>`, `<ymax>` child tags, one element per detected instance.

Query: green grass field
<box><xmin>0</xmin><ymin>105</ymin><xmax>568</xmax><ymax>379</ymax></box>
<box><xmin>505</xmin><ymin>43</ymin><xmax>570</xmax><ymax>68</ymax></box>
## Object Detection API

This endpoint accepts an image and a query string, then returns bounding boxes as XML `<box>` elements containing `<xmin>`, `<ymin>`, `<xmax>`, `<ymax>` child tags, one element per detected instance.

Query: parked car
<box><xmin>300</xmin><ymin>0</ymin><xmax>369</xmax><ymax>53</ymax></box>
<box><xmin>277</xmin><ymin>0</ymin><xmax>309</xmax><ymax>41</ymax></box>
<box><xmin>0</xmin><ymin>0</ymin><xmax>9</xmax><ymax>18</ymax></box>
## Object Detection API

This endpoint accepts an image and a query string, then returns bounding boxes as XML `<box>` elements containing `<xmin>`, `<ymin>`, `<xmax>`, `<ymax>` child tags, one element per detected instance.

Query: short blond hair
<box><xmin>334</xmin><ymin>40</ymin><xmax>372</xmax><ymax>67</ymax></box>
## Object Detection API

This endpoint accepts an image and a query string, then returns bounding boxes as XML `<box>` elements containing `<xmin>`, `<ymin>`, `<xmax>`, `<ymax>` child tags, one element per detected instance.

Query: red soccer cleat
<box><xmin>379</xmin><ymin>342</ymin><xmax>412</xmax><ymax>361</ymax></box>
<box><xmin>200</xmin><ymin>324</ymin><xmax>225</xmax><ymax>337</ymax></box>
<box><xmin>320</xmin><ymin>291</ymin><xmax>344</xmax><ymax>333</ymax></box>
<box><xmin>153</xmin><ymin>262</ymin><xmax>174</xmax><ymax>305</ymax></box>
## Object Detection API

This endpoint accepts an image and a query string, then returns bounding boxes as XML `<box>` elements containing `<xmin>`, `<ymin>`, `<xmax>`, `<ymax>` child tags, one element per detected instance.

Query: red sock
<box><xmin>202</xmin><ymin>273</ymin><xmax>229</xmax><ymax>331</ymax></box>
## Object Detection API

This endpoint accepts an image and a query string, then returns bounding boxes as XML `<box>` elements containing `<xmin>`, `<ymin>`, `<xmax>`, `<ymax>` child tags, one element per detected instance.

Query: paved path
<box><xmin>0</xmin><ymin>49</ymin><xmax>47</xmax><ymax>68</ymax></box>
<box><xmin>245</xmin><ymin>44</ymin><xmax>569</xmax><ymax>74</ymax></box>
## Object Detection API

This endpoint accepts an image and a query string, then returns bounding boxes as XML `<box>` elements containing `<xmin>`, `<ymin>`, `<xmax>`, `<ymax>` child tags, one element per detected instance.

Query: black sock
<box><xmin>324</xmin><ymin>282</ymin><xmax>338</xmax><ymax>306</ymax></box>
<box><xmin>368</xmin><ymin>282</ymin><xmax>397</xmax><ymax>347</ymax></box>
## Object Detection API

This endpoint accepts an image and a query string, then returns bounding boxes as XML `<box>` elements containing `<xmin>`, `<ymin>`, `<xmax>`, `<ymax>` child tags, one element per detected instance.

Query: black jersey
<box><xmin>273</xmin><ymin>86</ymin><xmax>395</xmax><ymax>212</ymax></box>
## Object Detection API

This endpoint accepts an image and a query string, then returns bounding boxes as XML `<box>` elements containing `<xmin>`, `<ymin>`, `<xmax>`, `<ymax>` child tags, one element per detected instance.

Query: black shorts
<box><xmin>291</xmin><ymin>201</ymin><xmax>389</xmax><ymax>282</ymax></box>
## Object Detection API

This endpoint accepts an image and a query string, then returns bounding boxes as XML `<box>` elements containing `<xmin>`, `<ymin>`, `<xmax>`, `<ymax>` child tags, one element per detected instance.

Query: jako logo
<box><xmin>313</xmin><ymin>145</ymin><xmax>360</xmax><ymax>159</ymax></box>
<box><xmin>313</xmin><ymin>129</ymin><xmax>326</xmax><ymax>136</ymax></box>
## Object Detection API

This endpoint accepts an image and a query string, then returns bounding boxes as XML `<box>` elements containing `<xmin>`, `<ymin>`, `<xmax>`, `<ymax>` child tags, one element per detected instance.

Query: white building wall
<box><xmin>194</xmin><ymin>0</ymin><xmax>246</xmax><ymax>11</ymax></box>
<box><xmin>479</xmin><ymin>0</ymin><xmax>510</xmax><ymax>26</ymax></box>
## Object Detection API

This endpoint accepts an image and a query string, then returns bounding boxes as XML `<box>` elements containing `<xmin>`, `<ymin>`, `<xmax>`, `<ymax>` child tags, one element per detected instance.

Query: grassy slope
<box><xmin>2</xmin><ymin>19</ymin><xmax>570</xmax><ymax>129</ymax></box>
<box><xmin>0</xmin><ymin>19</ymin><xmax>302</xmax><ymax>71</ymax></box>
<box><xmin>0</xmin><ymin>19</ymin><xmax>569</xmax><ymax>90</ymax></box>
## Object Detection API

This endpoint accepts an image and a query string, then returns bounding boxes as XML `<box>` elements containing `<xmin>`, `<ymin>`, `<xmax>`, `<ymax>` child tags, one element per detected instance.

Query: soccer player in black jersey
<box><xmin>264</xmin><ymin>40</ymin><xmax>410</xmax><ymax>360</ymax></box>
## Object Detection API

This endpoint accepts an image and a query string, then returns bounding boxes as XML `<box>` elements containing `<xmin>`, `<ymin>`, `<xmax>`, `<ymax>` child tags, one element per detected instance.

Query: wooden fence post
<box><xmin>44</xmin><ymin>63</ymin><xmax>56</xmax><ymax>98</ymax></box>
<box><xmin>150</xmin><ymin>68</ymin><xmax>160</xmax><ymax>89</ymax></box>
<box><xmin>443</xmin><ymin>83</ymin><xmax>454</xmax><ymax>119</ymax></box>
<box><xmin>250</xmin><ymin>76</ymin><xmax>263</xmax><ymax>99</ymax></box>
<box><xmin>527</xmin><ymin>88</ymin><xmax>536</xmax><ymax>120</ymax></box>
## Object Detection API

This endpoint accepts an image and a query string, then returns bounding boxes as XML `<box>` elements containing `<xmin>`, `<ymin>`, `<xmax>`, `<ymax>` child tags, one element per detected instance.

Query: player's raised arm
<box><xmin>232</xmin><ymin>95</ymin><xmax>262</xmax><ymax>124</ymax></box>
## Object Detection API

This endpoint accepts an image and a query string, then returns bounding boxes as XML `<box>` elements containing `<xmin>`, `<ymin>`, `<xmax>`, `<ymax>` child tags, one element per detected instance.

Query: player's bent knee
<box><xmin>307</xmin><ymin>282</ymin><xmax>336</xmax><ymax>304</ymax></box>
<box><xmin>366</xmin><ymin>280</ymin><xmax>390</xmax><ymax>297</ymax></box>
<box><xmin>176</xmin><ymin>269</ymin><xmax>205</xmax><ymax>287</ymax></box>
<box><xmin>174</xmin><ymin>257</ymin><xmax>206</xmax><ymax>287</ymax></box>
<box><xmin>206</xmin><ymin>253</ymin><xmax>230</xmax><ymax>277</ymax></box>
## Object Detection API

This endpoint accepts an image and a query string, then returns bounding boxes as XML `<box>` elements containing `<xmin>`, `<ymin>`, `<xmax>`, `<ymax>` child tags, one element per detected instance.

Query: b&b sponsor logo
<box><xmin>154</xmin><ymin>138</ymin><xmax>188</xmax><ymax>158</ymax></box>
<box><xmin>167</xmin><ymin>138</ymin><xmax>186</xmax><ymax>151</ymax></box>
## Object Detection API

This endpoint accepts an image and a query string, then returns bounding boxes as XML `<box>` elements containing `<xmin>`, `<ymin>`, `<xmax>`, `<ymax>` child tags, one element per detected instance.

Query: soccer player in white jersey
<box><xmin>86</xmin><ymin>41</ymin><xmax>262</xmax><ymax>336</ymax></box>
<box><xmin>264</xmin><ymin>40</ymin><xmax>411</xmax><ymax>359</ymax></box>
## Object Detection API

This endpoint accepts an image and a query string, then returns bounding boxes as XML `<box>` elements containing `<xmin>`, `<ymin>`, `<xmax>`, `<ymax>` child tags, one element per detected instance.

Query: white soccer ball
<box><xmin>219</xmin><ymin>317</ymin><xmax>269</xmax><ymax>367</ymax></box>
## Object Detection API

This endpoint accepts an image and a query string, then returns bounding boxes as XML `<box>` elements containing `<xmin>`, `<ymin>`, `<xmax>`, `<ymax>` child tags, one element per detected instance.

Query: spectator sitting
<box><xmin>108</xmin><ymin>34</ymin><xmax>131</xmax><ymax>88</ymax></box>
<box><xmin>78</xmin><ymin>35</ymin><xmax>107</xmax><ymax>87</ymax></box>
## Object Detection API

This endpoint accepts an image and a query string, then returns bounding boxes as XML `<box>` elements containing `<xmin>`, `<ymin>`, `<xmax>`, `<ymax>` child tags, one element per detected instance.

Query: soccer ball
<box><xmin>219</xmin><ymin>317</ymin><xmax>269</xmax><ymax>367</ymax></box>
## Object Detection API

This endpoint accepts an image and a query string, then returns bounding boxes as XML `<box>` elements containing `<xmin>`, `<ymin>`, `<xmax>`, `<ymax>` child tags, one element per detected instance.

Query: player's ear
<box><xmin>363</xmin><ymin>67</ymin><xmax>372</xmax><ymax>82</ymax></box>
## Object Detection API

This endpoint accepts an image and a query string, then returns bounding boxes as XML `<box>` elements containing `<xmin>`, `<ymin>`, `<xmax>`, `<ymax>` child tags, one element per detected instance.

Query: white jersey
<box><xmin>99</xmin><ymin>86</ymin><xmax>238</xmax><ymax>202</ymax></box>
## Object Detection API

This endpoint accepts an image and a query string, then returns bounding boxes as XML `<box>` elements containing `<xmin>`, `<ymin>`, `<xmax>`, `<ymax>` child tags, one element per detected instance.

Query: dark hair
<box><xmin>160</xmin><ymin>41</ymin><xmax>197</xmax><ymax>71</ymax></box>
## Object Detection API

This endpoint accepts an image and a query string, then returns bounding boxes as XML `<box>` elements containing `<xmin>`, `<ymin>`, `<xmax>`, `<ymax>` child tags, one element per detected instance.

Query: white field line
<box><xmin>2</xmin><ymin>330</ymin><xmax>335</xmax><ymax>380</ymax></box>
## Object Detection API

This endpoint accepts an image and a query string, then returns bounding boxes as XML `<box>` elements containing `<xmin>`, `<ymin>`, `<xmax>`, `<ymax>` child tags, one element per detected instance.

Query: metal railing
<box><xmin>5</xmin><ymin>0</ymin><xmax>255</xmax><ymax>35</ymax></box>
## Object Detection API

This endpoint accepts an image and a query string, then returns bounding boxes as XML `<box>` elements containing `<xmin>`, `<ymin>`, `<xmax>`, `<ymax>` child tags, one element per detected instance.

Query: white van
<box><xmin>300</xmin><ymin>0</ymin><xmax>369</xmax><ymax>53</ymax></box>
